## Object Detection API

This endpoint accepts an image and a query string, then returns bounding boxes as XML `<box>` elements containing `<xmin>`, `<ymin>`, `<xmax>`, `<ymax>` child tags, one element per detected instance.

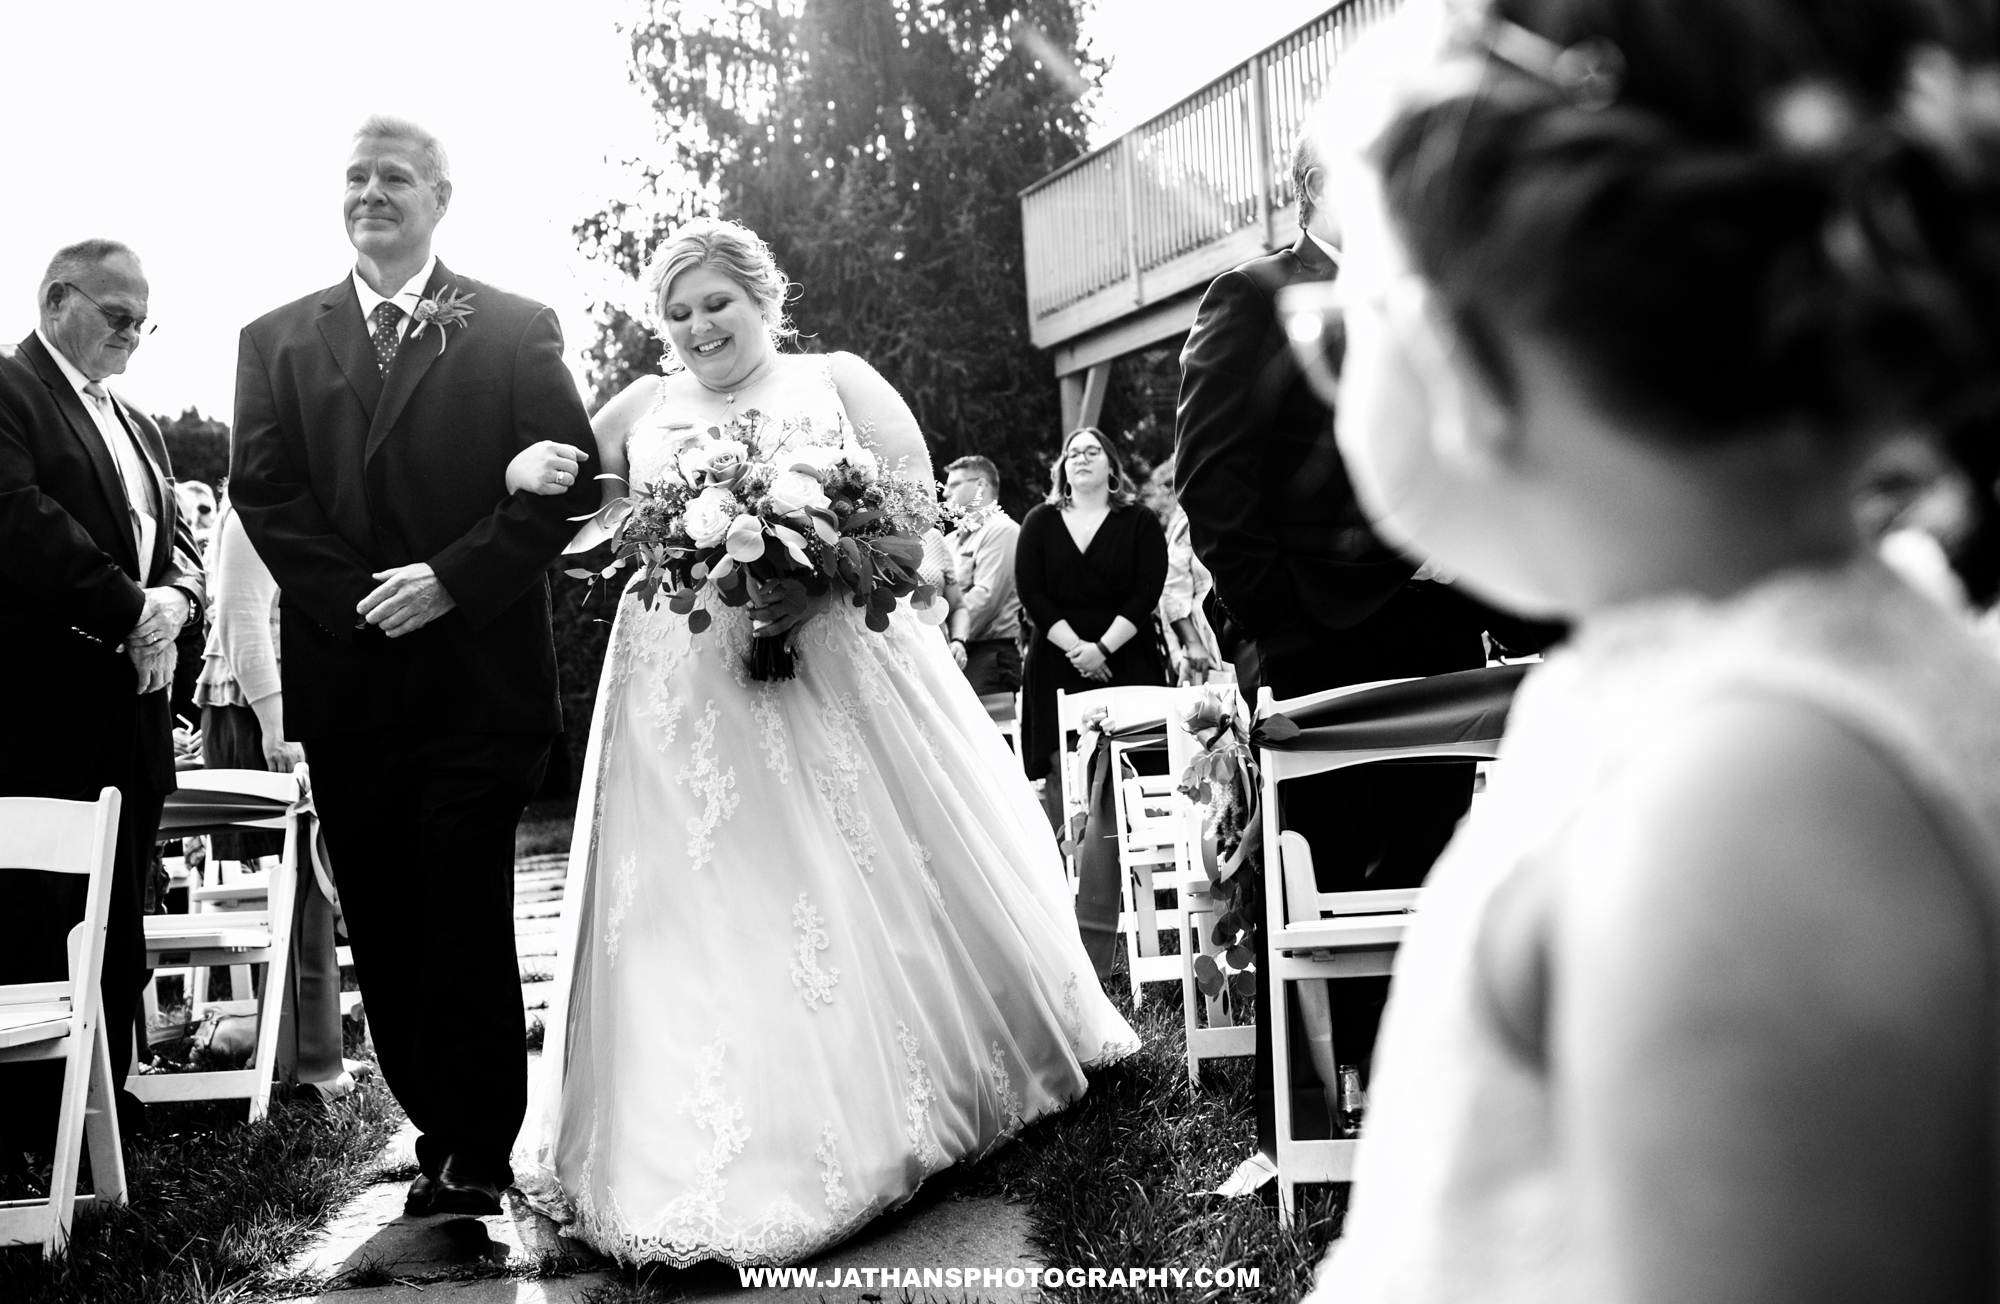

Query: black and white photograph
<box><xmin>4</xmin><ymin>0</ymin><xmax>2000</xmax><ymax>1301</ymax></box>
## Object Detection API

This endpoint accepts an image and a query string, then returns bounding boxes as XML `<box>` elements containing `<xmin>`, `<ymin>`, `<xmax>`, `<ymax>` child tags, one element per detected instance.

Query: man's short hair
<box><xmin>945</xmin><ymin>455</ymin><xmax>1001</xmax><ymax>491</ymax></box>
<box><xmin>38</xmin><ymin>238</ymin><xmax>137</xmax><ymax>305</ymax></box>
<box><xmin>1292</xmin><ymin>130</ymin><xmax>1321</xmax><ymax>228</ymax></box>
<box><xmin>354</xmin><ymin>114</ymin><xmax>451</xmax><ymax>187</ymax></box>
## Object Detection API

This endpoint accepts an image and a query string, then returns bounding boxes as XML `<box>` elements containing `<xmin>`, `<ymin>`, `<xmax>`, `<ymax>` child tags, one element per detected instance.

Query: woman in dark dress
<box><xmin>1015</xmin><ymin>427</ymin><xmax>1170</xmax><ymax>792</ymax></box>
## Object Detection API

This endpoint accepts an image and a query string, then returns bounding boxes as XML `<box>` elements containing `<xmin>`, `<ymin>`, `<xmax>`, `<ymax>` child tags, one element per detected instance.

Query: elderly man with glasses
<box><xmin>0</xmin><ymin>237</ymin><xmax>206</xmax><ymax>1154</ymax></box>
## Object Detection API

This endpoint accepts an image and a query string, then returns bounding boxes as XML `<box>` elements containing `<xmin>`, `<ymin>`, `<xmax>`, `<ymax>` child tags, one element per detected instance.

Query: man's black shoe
<box><xmin>430</xmin><ymin>1156</ymin><xmax>505</xmax><ymax>1217</ymax></box>
<box><xmin>404</xmin><ymin>1171</ymin><xmax>440</xmax><ymax>1217</ymax></box>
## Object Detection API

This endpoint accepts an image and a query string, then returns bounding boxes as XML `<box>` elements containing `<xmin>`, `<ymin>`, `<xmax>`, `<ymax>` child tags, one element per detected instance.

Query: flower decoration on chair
<box><xmin>565</xmin><ymin>407</ymin><xmax>940</xmax><ymax>681</ymax></box>
<box><xmin>407</xmin><ymin>284</ymin><xmax>476</xmax><ymax>354</ymax></box>
<box><xmin>1177</xmin><ymin>687</ymin><xmax>1264</xmax><ymax>1003</ymax></box>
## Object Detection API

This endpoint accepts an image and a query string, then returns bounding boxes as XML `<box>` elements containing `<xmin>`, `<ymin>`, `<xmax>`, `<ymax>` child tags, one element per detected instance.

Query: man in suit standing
<box><xmin>1176</xmin><ymin>134</ymin><xmax>1495</xmax><ymax>1183</ymax></box>
<box><xmin>232</xmin><ymin>117</ymin><xmax>600</xmax><ymax>1216</ymax></box>
<box><xmin>0</xmin><ymin>239</ymin><xmax>205</xmax><ymax>1143</ymax></box>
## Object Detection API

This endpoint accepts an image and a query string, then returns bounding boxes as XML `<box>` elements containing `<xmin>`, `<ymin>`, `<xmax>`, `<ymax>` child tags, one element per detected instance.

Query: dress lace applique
<box><xmin>751</xmin><ymin>683</ymin><xmax>791</xmax><ymax>782</ymax></box>
<box><xmin>988</xmin><ymin>1041</ymin><xmax>1025</xmax><ymax>1136</ymax></box>
<box><xmin>1061</xmin><ymin>973</ymin><xmax>1084</xmax><ymax>1045</ymax></box>
<box><xmin>679</xmin><ymin>1030</ymin><xmax>749</xmax><ymax>1220</ymax></box>
<box><xmin>895</xmin><ymin>1021</ymin><xmax>947</xmax><ymax>1173</ymax></box>
<box><xmin>605</xmin><ymin>853</ymin><xmax>639</xmax><ymax>966</ymax></box>
<box><xmin>917</xmin><ymin>719</ymin><xmax>944</xmax><ymax>766</ymax></box>
<box><xmin>909</xmin><ymin>836</ymin><xmax>943</xmax><ymax>905</ymax></box>
<box><xmin>813</xmin><ymin>692</ymin><xmax>876</xmax><ymax>872</ymax></box>
<box><xmin>816</xmin><ymin>1123</ymin><xmax>852</xmax><ymax>1220</ymax></box>
<box><xmin>789</xmin><ymin>894</ymin><xmax>840</xmax><ymax>1009</ymax></box>
<box><xmin>675</xmin><ymin>700</ymin><xmax>739</xmax><ymax>871</ymax></box>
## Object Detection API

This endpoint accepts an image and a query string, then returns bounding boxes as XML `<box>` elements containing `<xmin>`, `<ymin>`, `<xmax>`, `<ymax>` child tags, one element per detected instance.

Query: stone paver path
<box><xmin>281</xmin><ymin>851</ymin><xmax>1043</xmax><ymax>1300</ymax></box>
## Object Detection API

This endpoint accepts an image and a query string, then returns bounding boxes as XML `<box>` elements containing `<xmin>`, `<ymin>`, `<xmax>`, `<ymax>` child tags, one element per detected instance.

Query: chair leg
<box><xmin>1271</xmin><ymin>976</ymin><xmax>1297</xmax><ymax>1230</ymax></box>
<box><xmin>85</xmin><ymin>1022</ymin><xmax>127</xmax><ymax>1206</ymax></box>
<box><xmin>43</xmin><ymin>1020</ymin><xmax>96</xmax><ymax>1255</ymax></box>
<box><xmin>1182</xmin><ymin>905</ymin><xmax>1204</xmax><ymax>1084</ymax></box>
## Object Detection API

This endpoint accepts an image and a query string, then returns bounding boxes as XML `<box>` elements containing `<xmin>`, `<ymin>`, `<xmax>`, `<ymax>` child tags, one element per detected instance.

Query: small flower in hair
<box><xmin>1477</xmin><ymin>19</ymin><xmax>1625</xmax><ymax>111</ymax></box>
<box><xmin>409</xmin><ymin>284</ymin><xmax>477</xmax><ymax>354</ymax></box>
<box><xmin>1902</xmin><ymin>46</ymin><xmax>2000</xmax><ymax>180</ymax></box>
<box><xmin>1768</xmin><ymin>81</ymin><xmax>1862</xmax><ymax>159</ymax></box>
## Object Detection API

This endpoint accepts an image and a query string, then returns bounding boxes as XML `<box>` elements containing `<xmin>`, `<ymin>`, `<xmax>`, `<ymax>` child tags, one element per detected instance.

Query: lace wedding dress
<box><xmin>516</xmin><ymin>355</ymin><xmax>1138</xmax><ymax>1267</ymax></box>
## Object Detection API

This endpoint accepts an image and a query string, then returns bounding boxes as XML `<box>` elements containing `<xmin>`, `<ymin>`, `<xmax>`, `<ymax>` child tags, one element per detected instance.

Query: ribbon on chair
<box><xmin>1250</xmin><ymin>663</ymin><xmax>1529</xmax><ymax>753</ymax></box>
<box><xmin>1071</xmin><ymin>712</ymin><xmax>1172</xmax><ymax>980</ymax></box>
<box><xmin>159</xmin><ymin>771</ymin><xmax>343</xmax><ymax>939</ymax></box>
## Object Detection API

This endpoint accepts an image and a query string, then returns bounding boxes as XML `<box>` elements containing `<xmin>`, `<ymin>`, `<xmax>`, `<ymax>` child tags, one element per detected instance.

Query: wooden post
<box><xmin>1060</xmin><ymin>370</ymin><xmax>1084</xmax><ymax>434</ymax></box>
<box><xmin>1120</xmin><ymin>136</ymin><xmax>1143</xmax><ymax>307</ymax></box>
<box><xmin>1250</xmin><ymin>53</ymin><xmax>1274</xmax><ymax>250</ymax></box>
<box><xmin>1080</xmin><ymin>362</ymin><xmax>1111</xmax><ymax>431</ymax></box>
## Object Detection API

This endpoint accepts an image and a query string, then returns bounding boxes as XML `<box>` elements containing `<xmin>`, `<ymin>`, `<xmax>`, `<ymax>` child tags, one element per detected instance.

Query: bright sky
<box><xmin>0</xmin><ymin>0</ymin><xmax>1334</xmax><ymax>422</ymax></box>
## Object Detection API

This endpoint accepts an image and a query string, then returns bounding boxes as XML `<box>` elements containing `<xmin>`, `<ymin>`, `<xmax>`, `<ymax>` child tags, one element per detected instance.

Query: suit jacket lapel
<box><xmin>108</xmin><ymin>396</ymin><xmax>174</xmax><ymax>582</ymax></box>
<box><xmin>365</xmin><ymin>260</ymin><xmax>452</xmax><ymax>464</ymax></box>
<box><xmin>21</xmin><ymin>334</ymin><xmax>141</xmax><ymax>575</ymax></box>
<box><xmin>316</xmin><ymin>275</ymin><xmax>384</xmax><ymax>423</ymax></box>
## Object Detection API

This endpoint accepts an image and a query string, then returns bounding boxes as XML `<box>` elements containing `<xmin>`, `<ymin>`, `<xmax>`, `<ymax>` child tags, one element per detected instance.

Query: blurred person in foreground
<box><xmin>942</xmin><ymin>454</ymin><xmax>1024</xmax><ymax>697</ymax></box>
<box><xmin>1141</xmin><ymin>457</ymin><xmax>1223</xmax><ymax>684</ymax></box>
<box><xmin>1303</xmin><ymin>0</ymin><xmax>2000</xmax><ymax>1299</ymax></box>
<box><xmin>0</xmin><ymin>239</ymin><xmax>205</xmax><ymax>1146</ymax></box>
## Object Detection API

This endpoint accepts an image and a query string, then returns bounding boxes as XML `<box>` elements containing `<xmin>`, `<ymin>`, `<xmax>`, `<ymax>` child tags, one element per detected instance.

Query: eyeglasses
<box><xmin>60</xmin><ymin>283</ymin><xmax>154</xmax><ymax>337</ymax></box>
<box><xmin>1065</xmin><ymin>445</ymin><xmax>1107</xmax><ymax>462</ymax></box>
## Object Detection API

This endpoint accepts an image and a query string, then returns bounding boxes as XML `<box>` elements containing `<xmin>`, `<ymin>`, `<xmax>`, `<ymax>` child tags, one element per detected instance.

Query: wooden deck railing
<box><xmin>1020</xmin><ymin>0</ymin><xmax>1399</xmax><ymax>361</ymax></box>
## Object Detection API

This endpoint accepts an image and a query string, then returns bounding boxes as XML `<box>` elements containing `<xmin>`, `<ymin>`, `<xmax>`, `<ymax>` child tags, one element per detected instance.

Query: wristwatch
<box><xmin>1093</xmin><ymin>639</ymin><xmax>1111</xmax><ymax>659</ymax></box>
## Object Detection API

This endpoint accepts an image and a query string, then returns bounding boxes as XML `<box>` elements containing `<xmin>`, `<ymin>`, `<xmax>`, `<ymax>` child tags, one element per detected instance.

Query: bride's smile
<box><xmin>662</xmin><ymin>264</ymin><xmax>775</xmax><ymax>393</ymax></box>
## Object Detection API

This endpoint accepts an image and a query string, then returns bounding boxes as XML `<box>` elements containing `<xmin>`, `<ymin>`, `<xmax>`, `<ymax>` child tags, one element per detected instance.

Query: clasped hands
<box><xmin>123</xmin><ymin>586</ymin><xmax>190</xmax><ymax>695</ymax></box>
<box><xmin>1067</xmin><ymin>639</ymin><xmax>1113</xmax><ymax>683</ymax></box>
<box><xmin>357</xmin><ymin>563</ymin><xmax>456</xmax><ymax>638</ymax></box>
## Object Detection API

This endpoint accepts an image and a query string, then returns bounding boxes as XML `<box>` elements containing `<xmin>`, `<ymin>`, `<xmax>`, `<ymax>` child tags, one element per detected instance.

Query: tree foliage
<box><xmin>575</xmin><ymin>0</ymin><xmax>1101</xmax><ymax>519</ymax></box>
<box><xmin>157</xmin><ymin>407</ymin><xmax>230</xmax><ymax>490</ymax></box>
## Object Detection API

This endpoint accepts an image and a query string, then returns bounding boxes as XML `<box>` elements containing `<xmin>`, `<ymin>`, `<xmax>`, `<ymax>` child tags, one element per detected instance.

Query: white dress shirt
<box><xmin>37</xmin><ymin>327</ymin><xmax>160</xmax><ymax>570</ymax></box>
<box><xmin>1305</xmin><ymin>229</ymin><xmax>1342</xmax><ymax>268</ymax></box>
<box><xmin>352</xmin><ymin>252</ymin><xmax>438</xmax><ymax>343</ymax></box>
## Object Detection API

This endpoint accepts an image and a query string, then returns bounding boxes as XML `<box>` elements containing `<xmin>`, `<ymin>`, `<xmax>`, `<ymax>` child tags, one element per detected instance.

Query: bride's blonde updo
<box><xmin>643</xmin><ymin>217</ymin><xmax>797</xmax><ymax>349</ymax></box>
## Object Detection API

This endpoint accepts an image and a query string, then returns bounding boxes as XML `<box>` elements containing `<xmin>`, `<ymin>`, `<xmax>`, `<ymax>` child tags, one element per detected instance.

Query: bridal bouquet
<box><xmin>568</xmin><ymin>408</ymin><xmax>940</xmax><ymax>680</ymax></box>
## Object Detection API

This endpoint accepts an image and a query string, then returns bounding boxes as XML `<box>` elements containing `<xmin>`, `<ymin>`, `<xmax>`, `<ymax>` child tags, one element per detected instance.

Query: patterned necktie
<box><xmin>370</xmin><ymin>300</ymin><xmax>404</xmax><ymax>375</ymax></box>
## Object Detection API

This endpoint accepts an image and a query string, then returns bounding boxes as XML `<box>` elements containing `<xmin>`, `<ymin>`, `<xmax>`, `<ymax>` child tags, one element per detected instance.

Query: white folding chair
<box><xmin>135</xmin><ymin>767</ymin><xmax>305</xmax><ymax>1122</ymax></box>
<box><xmin>1165</xmin><ymin>687</ymin><xmax>1256</xmax><ymax>1082</ymax></box>
<box><xmin>0</xmin><ymin>788</ymin><xmax>128</xmax><ymax>1256</ymax></box>
<box><xmin>1256</xmin><ymin>668</ymin><xmax>1521</xmax><ymax>1224</ymax></box>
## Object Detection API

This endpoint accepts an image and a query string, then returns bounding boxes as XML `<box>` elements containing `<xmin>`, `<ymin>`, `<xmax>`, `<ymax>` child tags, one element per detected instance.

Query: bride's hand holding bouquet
<box><xmin>557</xmin><ymin>409</ymin><xmax>940</xmax><ymax>680</ymax></box>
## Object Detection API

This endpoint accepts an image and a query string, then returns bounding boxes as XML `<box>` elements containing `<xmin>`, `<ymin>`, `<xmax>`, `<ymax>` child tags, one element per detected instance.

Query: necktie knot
<box><xmin>370</xmin><ymin>300</ymin><xmax>405</xmax><ymax>375</ymax></box>
<box><xmin>82</xmin><ymin>381</ymin><xmax>108</xmax><ymax>401</ymax></box>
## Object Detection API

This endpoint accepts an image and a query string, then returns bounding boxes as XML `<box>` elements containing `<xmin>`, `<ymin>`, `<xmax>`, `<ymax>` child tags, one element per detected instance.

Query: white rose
<box><xmin>682</xmin><ymin>486</ymin><xmax>738</xmax><ymax>548</ymax></box>
<box><xmin>701</xmin><ymin>439</ymin><xmax>750</xmax><ymax>485</ymax></box>
<box><xmin>766</xmin><ymin>469</ymin><xmax>831</xmax><ymax>516</ymax></box>
<box><xmin>674</xmin><ymin>435</ymin><xmax>713</xmax><ymax>487</ymax></box>
<box><xmin>838</xmin><ymin>445</ymin><xmax>880</xmax><ymax>485</ymax></box>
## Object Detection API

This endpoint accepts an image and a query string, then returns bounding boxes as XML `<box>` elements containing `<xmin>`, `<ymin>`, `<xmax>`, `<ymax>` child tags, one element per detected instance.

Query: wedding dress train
<box><xmin>516</xmin><ymin>356</ymin><xmax>1138</xmax><ymax>1266</ymax></box>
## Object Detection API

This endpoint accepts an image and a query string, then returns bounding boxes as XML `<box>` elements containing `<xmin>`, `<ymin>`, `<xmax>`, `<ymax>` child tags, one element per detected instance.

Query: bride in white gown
<box><xmin>504</xmin><ymin>218</ymin><xmax>1137</xmax><ymax>1267</ymax></box>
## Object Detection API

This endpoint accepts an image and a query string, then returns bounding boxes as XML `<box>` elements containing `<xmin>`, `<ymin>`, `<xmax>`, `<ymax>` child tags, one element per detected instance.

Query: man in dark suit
<box><xmin>0</xmin><ymin>239</ymin><xmax>206</xmax><ymax>1143</ymax></box>
<box><xmin>1176</xmin><ymin>135</ymin><xmax>1497</xmax><ymax>1179</ymax></box>
<box><xmin>232</xmin><ymin>117</ymin><xmax>600</xmax><ymax>1216</ymax></box>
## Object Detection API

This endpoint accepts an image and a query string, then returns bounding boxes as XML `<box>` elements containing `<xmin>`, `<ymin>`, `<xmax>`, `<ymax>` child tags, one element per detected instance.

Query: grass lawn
<box><xmin>1</xmin><ymin>960</ymin><xmax>1344</xmax><ymax>1302</ymax></box>
<box><xmin>0</xmin><ymin>1081</ymin><xmax>404</xmax><ymax>1304</ymax></box>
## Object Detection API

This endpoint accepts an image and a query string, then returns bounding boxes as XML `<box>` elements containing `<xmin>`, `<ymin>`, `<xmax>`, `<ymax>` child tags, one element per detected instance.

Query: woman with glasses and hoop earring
<box><xmin>1014</xmin><ymin>426</ymin><xmax>1170</xmax><ymax>827</ymax></box>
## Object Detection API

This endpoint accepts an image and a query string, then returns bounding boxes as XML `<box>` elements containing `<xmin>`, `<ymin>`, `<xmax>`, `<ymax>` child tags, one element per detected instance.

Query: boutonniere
<box><xmin>408</xmin><ymin>284</ymin><xmax>476</xmax><ymax>354</ymax></box>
